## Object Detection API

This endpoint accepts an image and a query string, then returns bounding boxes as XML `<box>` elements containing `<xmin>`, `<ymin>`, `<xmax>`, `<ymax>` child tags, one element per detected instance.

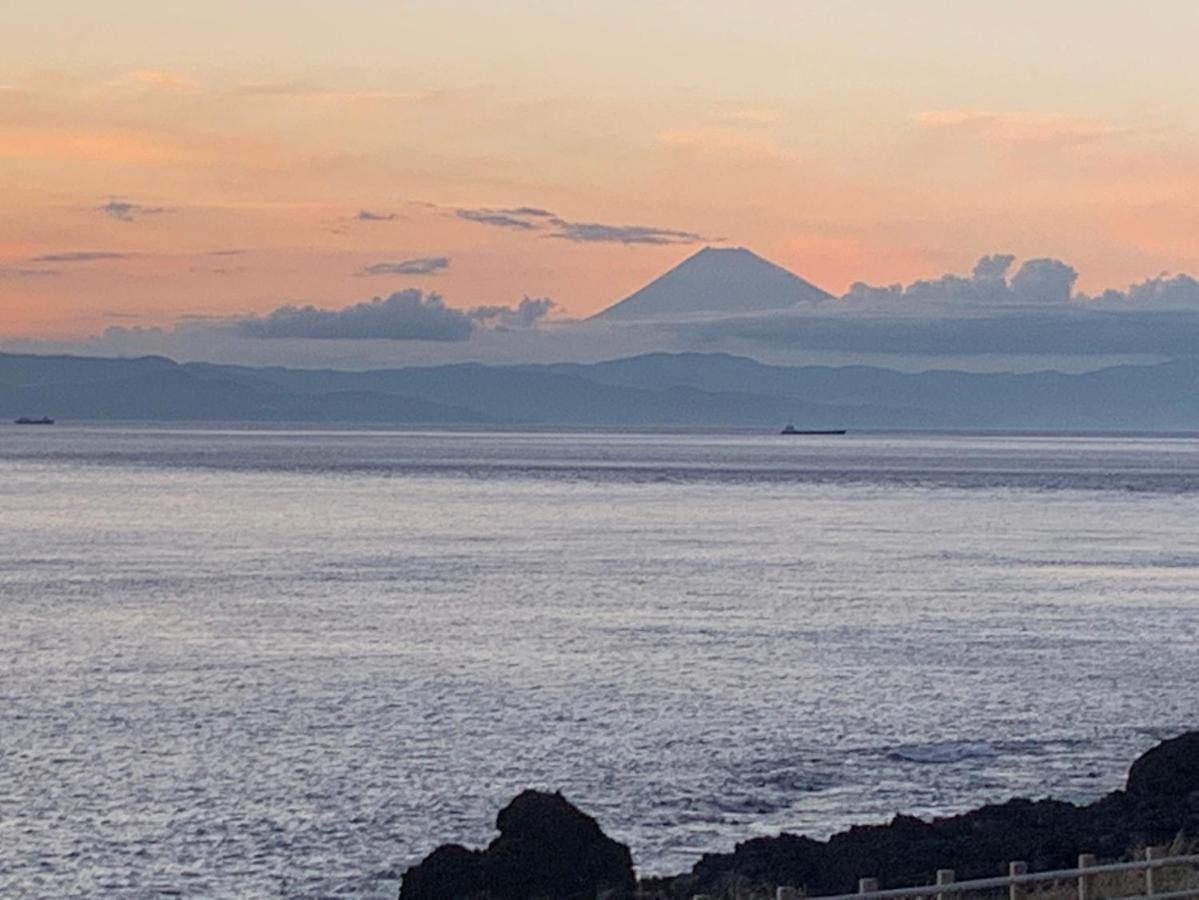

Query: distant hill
<box><xmin>0</xmin><ymin>354</ymin><xmax>482</xmax><ymax>423</ymax></box>
<box><xmin>590</xmin><ymin>246</ymin><xmax>833</xmax><ymax>321</ymax></box>
<box><xmin>3</xmin><ymin>349</ymin><xmax>1199</xmax><ymax>430</ymax></box>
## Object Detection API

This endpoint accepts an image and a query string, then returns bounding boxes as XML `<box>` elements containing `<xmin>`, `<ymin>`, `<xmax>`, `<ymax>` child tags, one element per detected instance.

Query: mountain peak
<box><xmin>590</xmin><ymin>245</ymin><xmax>832</xmax><ymax>321</ymax></box>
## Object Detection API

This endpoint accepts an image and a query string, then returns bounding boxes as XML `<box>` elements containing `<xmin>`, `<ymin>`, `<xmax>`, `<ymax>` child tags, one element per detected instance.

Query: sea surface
<box><xmin>3</xmin><ymin>426</ymin><xmax>1199</xmax><ymax>899</ymax></box>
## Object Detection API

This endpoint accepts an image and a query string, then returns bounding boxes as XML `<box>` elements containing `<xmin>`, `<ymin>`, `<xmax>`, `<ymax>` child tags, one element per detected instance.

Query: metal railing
<box><xmin>693</xmin><ymin>848</ymin><xmax>1199</xmax><ymax>900</ymax></box>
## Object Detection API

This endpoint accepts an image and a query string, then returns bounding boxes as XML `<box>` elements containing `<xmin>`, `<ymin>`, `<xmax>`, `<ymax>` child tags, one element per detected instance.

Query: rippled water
<box><xmin>3</xmin><ymin>426</ymin><xmax>1199</xmax><ymax>898</ymax></box>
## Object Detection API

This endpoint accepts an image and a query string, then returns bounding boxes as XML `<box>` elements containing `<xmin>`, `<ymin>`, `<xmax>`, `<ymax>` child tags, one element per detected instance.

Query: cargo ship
<box><xmin>780</xmin><ymin>424</ymin><xmax>845</xmax><ymax>435</ymax></box>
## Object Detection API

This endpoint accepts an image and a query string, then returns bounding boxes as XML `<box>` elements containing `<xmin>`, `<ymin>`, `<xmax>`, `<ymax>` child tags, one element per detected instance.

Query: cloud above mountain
<box><xmin>355</xmin><ymin>256</ymin><xmax>449</xmax><ymax>277</ymax></box>
<box><xmin>548</xmin><ymin>221</ymin><xmax>706</xmax><ymax>245</ymax></box>
<box><xmin>452</xmin><ymin>204</ymin><xmax>706</xmax><ymax>245</ymax></box>
<box><xmin>455</xmin><ymin>207</ymin><xmax>547</xmax><ymax>230</ymax></box>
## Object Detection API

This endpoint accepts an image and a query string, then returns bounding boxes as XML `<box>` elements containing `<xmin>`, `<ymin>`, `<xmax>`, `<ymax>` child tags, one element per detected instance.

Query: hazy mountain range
<box><xmin>6</xmin><ymin>246</ymin><xmax>1199</xmax><ymax>429</ymax></box>
<box><xmin>4</xmin><ymin>349</ymin><xmax>1198</xmax><ymax>430</ymax></box>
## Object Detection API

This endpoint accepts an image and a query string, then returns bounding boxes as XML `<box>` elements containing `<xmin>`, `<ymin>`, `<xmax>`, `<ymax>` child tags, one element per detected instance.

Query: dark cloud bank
<box><xmin>671</xmin><ymin>253</ymin><xmax>1199</xmax><ymax>358</ymax></box>
<box><xmin>231</xmin><ymin>290</ymin><xmax>554</xmax><ymax>341</ymax></box>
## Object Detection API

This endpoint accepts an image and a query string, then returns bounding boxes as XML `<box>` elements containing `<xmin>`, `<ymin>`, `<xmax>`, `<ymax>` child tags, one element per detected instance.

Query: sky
<box><xmin>2</xmin><ymin>1</ymin><xmax>1199</xmax><ymax>367</ymax></box>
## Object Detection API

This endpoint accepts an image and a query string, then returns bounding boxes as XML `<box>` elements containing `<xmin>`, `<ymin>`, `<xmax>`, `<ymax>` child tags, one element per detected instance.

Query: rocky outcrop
<box><xmin>400</xmin><ymin>790</ymin><xmax>635</xmax><ymax>900</ymax></box>
<box><xmin>682</xmin><ymin>733</ymin><xmax>1199</xmax><ymax>897</ymax></box>
<box><xmin>401</xmin><ymin>734</ymin><xmax>1199</xmax><ymax>899</ymax></box>
<box><xmin>1127</xmin><ymin>732</ymin><xmax>1199</xmax><ymax>800</ymax></box>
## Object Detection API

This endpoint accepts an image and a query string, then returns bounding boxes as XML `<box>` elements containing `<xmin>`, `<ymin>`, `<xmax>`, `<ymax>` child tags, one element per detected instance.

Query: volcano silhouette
<box><xmin>591</xmin><ymin>246</ymin><xmax>833</xmax><ymax>321</ymax></box>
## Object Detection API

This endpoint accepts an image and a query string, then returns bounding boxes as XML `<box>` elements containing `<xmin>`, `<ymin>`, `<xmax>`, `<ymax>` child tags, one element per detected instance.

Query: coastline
<box><xmin>402</xmin><ymin>733</ymin><xmax>1199</xmax><ymax>899</ymax></box>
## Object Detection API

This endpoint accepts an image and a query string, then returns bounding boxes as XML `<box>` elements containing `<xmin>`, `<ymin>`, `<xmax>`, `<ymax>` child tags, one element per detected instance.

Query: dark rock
<box><xmin>1127</xmin><ymin>732</ymin><xmax>1199</xmax><ymax>800</ymax></box>
<box><xmin>401</xmin><ymin>791</ymin><xmax>635</xmax><ymax>900</ymax></box>
<box><xmin>681</xmin><ymin>733</ymin><xmax>1199</xmax><ymax>896</ymax></box>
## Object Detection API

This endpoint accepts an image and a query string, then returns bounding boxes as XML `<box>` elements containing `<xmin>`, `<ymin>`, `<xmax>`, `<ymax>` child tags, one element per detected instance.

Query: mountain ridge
<box><xmin>2</xmin><ymin>349</ymin><xmax>1198</xmax><ymax>429</ymax></box>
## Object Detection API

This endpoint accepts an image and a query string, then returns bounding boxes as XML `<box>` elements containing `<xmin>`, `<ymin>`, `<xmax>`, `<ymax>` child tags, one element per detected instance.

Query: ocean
<box><xmin>3</xmin><ymin>426</ymin><xmax>1198</xmax><ymax>898</ymax></box>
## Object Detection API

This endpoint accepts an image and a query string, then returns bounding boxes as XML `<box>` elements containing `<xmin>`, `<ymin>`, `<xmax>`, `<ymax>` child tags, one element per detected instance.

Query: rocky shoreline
<box><xmin>401</xmin><ymin>732</ymin><xmax>1199</xmax><ymax>900</ymax></box>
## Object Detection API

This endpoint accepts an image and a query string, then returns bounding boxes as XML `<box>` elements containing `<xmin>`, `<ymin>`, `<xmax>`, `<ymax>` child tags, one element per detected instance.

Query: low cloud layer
<box><xmin>681</xmin><ymin>307</ymin><xmax>1199</xmax><ymax>357</ymax></box>
<box><xmin>470</xmin><ymin>296</ymin><xmax>557</xmax><ymax>329</ymax></box>
<box><xmin>230</xmin><ymin>289</ymin><xmax>554</xmax><ymax>341</ymax></box>
<box><xmin>1080</xmin><ymin>272</ymin><xmax>1199</xmax><ymax>309</ymax></box>
<box><xmin>10</xmin><ymin>250</ymin><xmax>1199</xmax><ymax>369</ymax></box>
<box><xmin>97</xmin><ymin>200</ymin><xmax>171</xmax><ymax>222</ymax></box>
<box><xmin>843</xmin><ymin>254</ymin><xmax>1079</xmax><ymax>310</ymax></box>
<box><xmin>666</xmin><ymin>253</ymin><xmax>1199</xmax><ymax>358</ymax></box>
<box><xmin>355</xmin><ymin>256</ymin><xmax>449</xmax><ymax>277</ymax></box>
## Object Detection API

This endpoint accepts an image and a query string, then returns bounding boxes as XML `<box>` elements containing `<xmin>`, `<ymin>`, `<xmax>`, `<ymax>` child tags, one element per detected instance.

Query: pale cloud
<box><xmin>913</xmin><ymin>110</ymin><xmax>1123</xmax><ymax>147</ymax></box>
<box><xmin>721</xmin><ymin>108</ymin><xmax>786</xmax><ymax>126</ymax></box>
<box><xmin>656</xmin><ymin>127</ymin><xmax>791</xmax><ymax>160</ymax></box>
<box><xmin>125</xmin><ymin>69</ymin><xmax>197</xmax><ymax>93</ymax></box>
<box><xmin>235</xmin><ymin>81</ymin><xmax>422</xmax><ymax>108</ymax></box>
<box><xmin>0</xmin><ymin>125</ymin><xmax>202</xmax><ymax>164</ymax></box>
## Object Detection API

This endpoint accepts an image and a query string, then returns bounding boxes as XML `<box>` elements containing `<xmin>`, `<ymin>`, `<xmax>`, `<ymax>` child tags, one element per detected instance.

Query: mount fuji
<box><xmin>591</xmin><ymin>246</ymin><xmax>833</xmax><ymax>321</ymax></box>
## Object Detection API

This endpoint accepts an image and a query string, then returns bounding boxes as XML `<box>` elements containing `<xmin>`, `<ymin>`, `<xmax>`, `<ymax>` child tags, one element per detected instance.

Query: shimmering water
<box><xmin>3</xmin><ymin>426</ymin><xmax>1199</xmax><ymax>898</ymax></box>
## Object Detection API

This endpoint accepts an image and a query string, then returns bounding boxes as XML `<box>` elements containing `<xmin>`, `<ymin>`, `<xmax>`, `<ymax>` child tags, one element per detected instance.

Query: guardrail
<box><xmin>692</xmin><ymin>848</ymin><xmax>1199</xmax><ymax>900</ymax></box>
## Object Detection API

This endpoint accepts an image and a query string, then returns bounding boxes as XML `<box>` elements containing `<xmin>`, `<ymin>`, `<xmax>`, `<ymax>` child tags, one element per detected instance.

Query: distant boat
<box><xmin>780</xmin><ymin>424</ymin><xmax>845</xmax><ymax>435</ymax></box>
<box><xmin>14</xmin><ymin>417</ymin><xmax>55</xmax><ymax>425</ymax></box>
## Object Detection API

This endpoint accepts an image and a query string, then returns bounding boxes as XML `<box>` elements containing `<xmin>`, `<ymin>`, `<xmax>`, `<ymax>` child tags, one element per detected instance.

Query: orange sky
<box><xmin>3</xmin><ymin>2</ymin><xmax>1199</xmax><ymax>339</ymax></box>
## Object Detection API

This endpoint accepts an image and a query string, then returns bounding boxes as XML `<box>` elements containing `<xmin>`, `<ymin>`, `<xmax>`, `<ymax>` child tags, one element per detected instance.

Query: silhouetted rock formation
<box><xmin>1127</xmin><ymin>732</ymin><xmax>1199</xmax><ymax>799</ymax></box>
<box><xmin>400</xmin><ymin>790</ymin><xmax>635</xmax><ymax>900</ymax></box>
<box><xmin>679</xmin><ymin>732</ymin><xmax>1199</xmax><ymax>897</ymax></box>
<box><xmin>401</xmin><ymin>735</ymin><xmax>1199</xmax><ymax>899</ymax></box>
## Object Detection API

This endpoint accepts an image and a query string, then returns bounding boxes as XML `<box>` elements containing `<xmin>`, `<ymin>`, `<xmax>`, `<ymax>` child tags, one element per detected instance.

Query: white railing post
<box><xmin>860</xmin><ymin>878</ymin><xmax>880</xmax><ymax>895</ymax></box>
<box><xmin>1009</xmin><ymin>860</ymin><xmax>1028</xmax><ymax>900</ymax></box>
<box><xmin>1077</xmin><ymin>854</ymin><xmax>1097</xmax><ymax>900</ymax></box>
<box><xmin>936</xmin><ymin>869</ymin><xmax>956</xmax><ymax>900</ymax></box>
<box><xmin>1145</xmin><ymin>845</ymin><xmax>1165</xmax><ymax>896</ymax></box>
